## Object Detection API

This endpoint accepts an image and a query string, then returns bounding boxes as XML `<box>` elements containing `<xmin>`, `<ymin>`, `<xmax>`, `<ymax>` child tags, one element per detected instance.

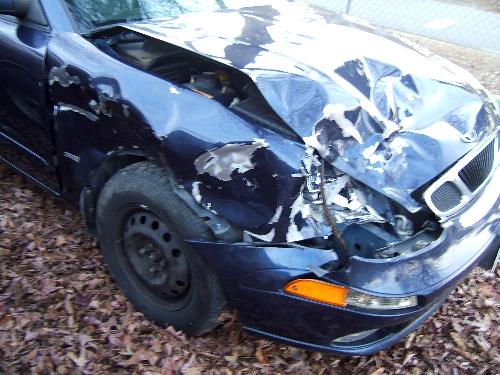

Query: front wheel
<box><xmin>95</xmin><ymin>161</ymin><xmax>226</xmax><ymax>335</ymax></box>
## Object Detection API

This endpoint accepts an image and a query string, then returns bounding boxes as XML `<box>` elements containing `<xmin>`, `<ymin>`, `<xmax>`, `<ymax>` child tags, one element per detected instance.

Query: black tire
<box><xmin>95</xmin><ymin>161</ymin><xmax>227</xmax><ymax>335</ymax></box>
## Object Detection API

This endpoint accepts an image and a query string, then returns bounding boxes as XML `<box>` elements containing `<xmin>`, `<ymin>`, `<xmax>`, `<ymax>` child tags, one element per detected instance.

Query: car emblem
<box><xmin>462</xmin><ymin>130</ymin><xmax>477</xmax><ymax>143</ymax></box>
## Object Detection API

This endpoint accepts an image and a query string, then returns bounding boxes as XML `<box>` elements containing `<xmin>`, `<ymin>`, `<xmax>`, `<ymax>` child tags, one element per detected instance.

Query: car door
<box><xmin>0</xmin><ymin>1</ymin><xmax>59</xmax><ymax>193</ymax></box>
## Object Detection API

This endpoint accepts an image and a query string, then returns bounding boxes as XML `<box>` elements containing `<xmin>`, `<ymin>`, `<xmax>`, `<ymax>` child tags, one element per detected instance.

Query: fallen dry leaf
<box><xmin>255</xmin><ymin>347</ymin><xmax>268</xmax><ymax>364</ymax></box>
<box><xmin>183</xmin><ymin>367</ymin><xmax>203</xmax><ymax>375</ymax></box>
<box><xmin>67</xmin><ymin>351</ymin><xmax>87</xmax><ymax>368</ymax></box>
<box><xmin>1</xmin><ymin>35</ymin><xmax>499</xmax><ymax>371</ymax></box>
<box><xmin>120</xmin><ymin>349</ymin><xmax>159</xmax><ymax>367</ymax></box>
<box><xmin>450</xmin><ymin>332</ymin><xmax>468</xmax><ymax>351</ymax></box>
<box><xmin>0</xmin><ymin>247</ymin><xmax>11</xmax><ymax>256</ymax></box>
<box><xmin>55</xmin><ymin>235</ymin><xmax>67</xmax><ymax>247</ymax></box>
<box><xmin>369</xmin><ymin>368</ymin><xmax>386</xmax><ymax>375</ymax></box>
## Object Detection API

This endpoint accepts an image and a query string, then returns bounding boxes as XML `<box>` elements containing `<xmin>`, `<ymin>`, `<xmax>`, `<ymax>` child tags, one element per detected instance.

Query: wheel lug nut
<box><xmin>150</xmin><ymin>267</ymin><xmax>159</xmax><ymax>273</ymax></box>
<box><xmin>139</xmin><ymin>248</ymin><xmax>147</xmax><ymax>255</ymax></box>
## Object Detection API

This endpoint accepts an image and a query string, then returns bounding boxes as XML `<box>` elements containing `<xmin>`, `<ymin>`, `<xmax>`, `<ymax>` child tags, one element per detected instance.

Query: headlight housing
<box><xmin>346</xmin><ymin>289</ymin><xmax>418</xmax><ymax>310</ymax></box>
<box><xmin>284</xmin><ymin>279</ymin><xmax>418</xmax><ymax>310</ymax></box>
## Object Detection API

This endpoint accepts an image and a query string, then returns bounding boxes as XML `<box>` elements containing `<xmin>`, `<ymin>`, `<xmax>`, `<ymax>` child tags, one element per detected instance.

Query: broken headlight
<box><xmin>301</xmin><ymin>152</ymin><xmax>439</xmax><ymax>258</ymax></box>
<box><xmin>303</xmin><ymin>154</ymin><xmax>394</xmax><ymax>232</ymax></box>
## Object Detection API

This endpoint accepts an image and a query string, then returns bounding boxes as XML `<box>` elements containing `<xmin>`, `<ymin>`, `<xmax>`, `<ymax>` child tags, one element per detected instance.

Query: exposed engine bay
<box><xmin>91</xmin><ymin>30</ymin><xmax>442</xmax><ymax>260</ymax></box>
<box><xmin>295</xmin><ymin>150</ymin><xmax>441</xmax><ymax>260</ymax></box>
<box><xmin>93</xmin><ymin>31</ymin><xmax>300</xmax><ymax>141</ymax></box>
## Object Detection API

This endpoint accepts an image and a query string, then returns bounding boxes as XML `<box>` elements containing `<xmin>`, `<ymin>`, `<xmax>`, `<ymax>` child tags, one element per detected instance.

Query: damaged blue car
<box><xmin>0</xmin><ymin>0</ymin><xmax>498</xmax><ymax>355</ymax></box>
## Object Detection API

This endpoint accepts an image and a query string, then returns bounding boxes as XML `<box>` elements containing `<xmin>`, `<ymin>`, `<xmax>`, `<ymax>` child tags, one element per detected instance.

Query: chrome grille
<box><xmin>458</xmin><ymin>140</ymin><xmax>495</xmax><ymax>192</ymax></box>
<box><xmin>424</xmin><ymin>132</ymin><xmax>499</xmax><ymax>217</ymax></box>
<box><xmin>431</xmin><ymin>182</ymin><xmax>463</xmax><ymax>212</ymax></box>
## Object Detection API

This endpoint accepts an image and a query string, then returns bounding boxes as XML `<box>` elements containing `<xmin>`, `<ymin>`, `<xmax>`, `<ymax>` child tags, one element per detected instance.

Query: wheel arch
<box><xmin>79</xmin><ymin>149</ymin><xmax>242</xmax><ymax>242</ymax></box>
<box><xmin>79</xmin><ymin>148</ymin><xmax>148</xmax><ymax>236</ymax></box>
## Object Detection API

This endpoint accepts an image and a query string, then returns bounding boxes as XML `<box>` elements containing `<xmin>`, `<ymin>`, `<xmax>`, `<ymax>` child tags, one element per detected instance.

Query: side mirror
<box><xmin>0</xmin><ymin>0</ymin><xmax>30</xmax><ymax>18</ymax></box>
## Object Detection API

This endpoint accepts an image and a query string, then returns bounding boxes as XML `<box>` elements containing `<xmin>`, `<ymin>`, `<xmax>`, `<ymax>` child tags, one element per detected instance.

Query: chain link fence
<box><xmin>300</xmin><ymin>0</ymin><xmax>500</xmax><ymax>54</ymax></box>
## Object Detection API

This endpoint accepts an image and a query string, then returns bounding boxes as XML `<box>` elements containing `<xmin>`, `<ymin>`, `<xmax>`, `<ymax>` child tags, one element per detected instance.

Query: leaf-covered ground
<box><xmin>1</xmin><ymin>38</ymin><xmax>499</xmax><ymax>374</ymax></box>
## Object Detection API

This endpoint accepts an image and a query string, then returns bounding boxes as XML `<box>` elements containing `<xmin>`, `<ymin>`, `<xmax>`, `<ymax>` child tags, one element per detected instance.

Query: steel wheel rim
<box><xmin>122</xmin><ymin>211</ymin><xmax>190</xmax><ymax>299</ymax></box>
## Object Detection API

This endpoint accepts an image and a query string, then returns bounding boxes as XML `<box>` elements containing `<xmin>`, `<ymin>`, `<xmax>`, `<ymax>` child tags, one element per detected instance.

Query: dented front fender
<box><xmin>47</xmin><ymin>32</ymin><xmax>330</xmax><ymax>243</ymax></box>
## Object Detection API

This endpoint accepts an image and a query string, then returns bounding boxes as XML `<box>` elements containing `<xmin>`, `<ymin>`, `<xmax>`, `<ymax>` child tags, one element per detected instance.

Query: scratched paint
<box><xmin>48</xmin><ymin>66</ymin><xmax>81</xmax><ymax>87</ymax></box>
<box><xmin>58</xmin><ymin>103</ymin><xmax>98</xmax><ymax>122</ymax></box>
<box><xmin>124</xmin><ymin>2</ymin><xmax>497</xmax><ymax>213</ymax></box>
<box><xmin>45</xmin><ymin>2</ymin><xmax>498</xmax><ymax>248</ymax></box>
<box><xmin>194</xmin><ymin>139</ymin><xmax>269</xmax><ymax>181</ymax></box>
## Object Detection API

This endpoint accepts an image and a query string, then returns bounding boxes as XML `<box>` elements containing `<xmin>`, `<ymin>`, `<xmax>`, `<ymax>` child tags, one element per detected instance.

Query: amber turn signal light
<box><xmin>284</xmin><ymin>279</ymin><xmax>348</xmax><ymax>307</ymax></box>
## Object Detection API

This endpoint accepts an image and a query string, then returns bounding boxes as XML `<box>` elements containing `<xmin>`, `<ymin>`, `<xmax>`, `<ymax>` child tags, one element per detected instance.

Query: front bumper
<box><xmin>188</xmin><ymin>167</ymin><xmax>500</xmax><ymax>355</ymax></box>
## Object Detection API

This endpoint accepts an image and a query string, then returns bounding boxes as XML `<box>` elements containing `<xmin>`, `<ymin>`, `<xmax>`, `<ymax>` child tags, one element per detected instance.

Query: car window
<box><xmin>63</xmin><ymin>0</ymin><xmax>228</xmax><ymax>32</ymax></box>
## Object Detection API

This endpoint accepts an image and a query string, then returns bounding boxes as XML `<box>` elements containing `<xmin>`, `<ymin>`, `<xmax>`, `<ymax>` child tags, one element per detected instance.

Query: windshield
<box><xmin>64</xmin><ymin>0</ymin><xmax>228</xmax><ymax>32</ymax></box>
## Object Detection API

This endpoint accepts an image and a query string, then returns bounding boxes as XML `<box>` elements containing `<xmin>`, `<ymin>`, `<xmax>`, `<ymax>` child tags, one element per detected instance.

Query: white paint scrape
<box><xmin>268</xmin><ymin>205</ymin><xmax>283</xmax><ymax>225</ymax></box>
<box><xmin>192</xmin><ymin>182</ymin><xmax>202</xmax><ymax>203</ymax></box>
<box><xmin>194</xmin><ymin>139</ymin><xmax>269</xmax><ymax>181</ymax></box>
<box><xmin>303</xmin><ymin>130</ymin><xmax>329</xmax><ymax>156</ymax></box>
<box><xmin>286</xmin><ymin>193</ymin><xmax>312</xmax><ymax>242</ymax></box>
<box><xmin>245</xmin><ymin>228</ymin><xmax>276</xmax><ymax>242</ymax></box>
<box><xmin>323</xmin><ymin>103</ymin><xmax>363</xmax><ymax>144</ymax></box>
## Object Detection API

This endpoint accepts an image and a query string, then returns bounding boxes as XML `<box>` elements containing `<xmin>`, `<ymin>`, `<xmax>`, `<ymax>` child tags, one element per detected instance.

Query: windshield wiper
<box><xmin>83</xmin><ymin>17</ymin><xmax>144</xmax><ymax>35</ymax></box>
<box><xmin>96</xmin><ymin>17</ymin><xmax>144</xmax><ymax>28</ymax></box>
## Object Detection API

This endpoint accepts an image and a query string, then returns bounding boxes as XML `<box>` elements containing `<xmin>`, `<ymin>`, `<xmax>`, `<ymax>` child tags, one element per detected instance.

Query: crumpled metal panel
<box><xmin>48</xmin><ymin>2</ymin><xmax>499</xmax><ymax>244</ymax></box>
<box><xmin>46</xmin><ymin>32</ymin><xmax>314</xmax><ymax>243</ymax></box>
<box><xmin>124</xmin><ymin>2</ymin><xmax>499</xmax><ymax>212</ymax></box>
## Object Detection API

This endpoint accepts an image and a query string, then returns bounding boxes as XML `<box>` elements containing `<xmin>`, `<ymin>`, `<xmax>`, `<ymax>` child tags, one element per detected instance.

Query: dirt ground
<box><xmin>1</xmin><ymin>38</ymin><xmax>499</xmax><ymax>375</ymax></box>
<box><xmin>406</xmin><ymin>34</ymin><xmax>500</xmax><ymax>96</ymax></box>
<box><xmin>439</xmin><ymin>0</ymin><xmax>500</xmax><ymax>13</ymax></box>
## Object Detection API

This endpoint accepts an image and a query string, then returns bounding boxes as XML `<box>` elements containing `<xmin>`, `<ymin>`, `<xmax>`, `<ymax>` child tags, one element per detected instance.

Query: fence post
<box><xmin>345</xmin><ymin>0</ymin><xmax>353</xmax><ymax>14</ymax></box>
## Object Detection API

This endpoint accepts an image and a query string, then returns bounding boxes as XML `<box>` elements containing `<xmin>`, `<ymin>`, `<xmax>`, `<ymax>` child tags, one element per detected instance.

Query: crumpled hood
<box><xmin>124</xmin><ymin>1</ymin><xmax>498</xmax><ymax>212</ymax></box>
